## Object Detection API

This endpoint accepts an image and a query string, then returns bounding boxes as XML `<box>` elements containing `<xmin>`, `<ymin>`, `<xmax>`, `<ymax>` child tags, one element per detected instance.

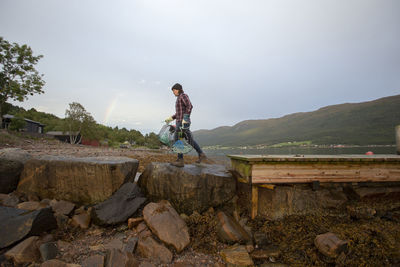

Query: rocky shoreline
<box><xmin>1</xmin><ymin>134</ymin><xmax>400</xmax><ymax>266</ymax></box>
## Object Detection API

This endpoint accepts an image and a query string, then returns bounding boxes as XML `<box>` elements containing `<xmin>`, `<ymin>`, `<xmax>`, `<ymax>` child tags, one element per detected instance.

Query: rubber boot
<box><xmin>170</xmin><ymin>158</ymin><xmax>184</xmax><ymax>167</ymax></box>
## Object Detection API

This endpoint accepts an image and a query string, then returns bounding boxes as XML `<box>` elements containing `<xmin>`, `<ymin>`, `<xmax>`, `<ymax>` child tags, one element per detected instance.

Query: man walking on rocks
<box><xmin>165</xmin><ymin>83</ymin><xmax>208</xmax><ymax>167</ymax></box>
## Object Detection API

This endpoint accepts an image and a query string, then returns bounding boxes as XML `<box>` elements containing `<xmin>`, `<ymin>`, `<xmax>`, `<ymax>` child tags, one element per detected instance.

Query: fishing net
<box><xmin>158</xmin><ymin>123</ymin><xmax>193</xmax><ymax>154</ymax></box>
<box><xmin>158</xmin><ymin>124</ymin><xmax>175</xmax><ymax>146</ymax></box>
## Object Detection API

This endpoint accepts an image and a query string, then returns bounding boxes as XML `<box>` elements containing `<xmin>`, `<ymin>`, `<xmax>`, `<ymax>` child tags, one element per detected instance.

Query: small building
<box><xmin>1</xmin><ymin>114</ymin><xmax>45</xmax><ymax>134</ymax></box>
<box><xmin>46</xmin><ymin>131</ymin><xmax>81</xmax><ymax>144</ymax></box>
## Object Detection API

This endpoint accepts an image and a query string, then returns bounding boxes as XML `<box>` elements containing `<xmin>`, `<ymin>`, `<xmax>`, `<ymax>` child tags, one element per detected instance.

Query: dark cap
<box><xmin>171</xmin><ymin>83</ymin><xmax>183</xmax><ymax>91</ymax></box>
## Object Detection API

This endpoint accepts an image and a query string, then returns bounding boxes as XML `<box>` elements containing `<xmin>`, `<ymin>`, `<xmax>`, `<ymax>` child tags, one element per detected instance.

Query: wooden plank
<box><xmin>251</xmin><ymin>185</ymin><xmax>258</xmax><ymax>219</ymax></box>
<box><xmin>228</xmin><ymin>154</ymin><xmax>400</xmax><ymax>163</ymax></box>
<box><xmin>230</xmin><ymin>158</ymin><xmax>253</xmax><ymax>183</ymax></box>
<box><xmin>258</xmin><ymin>184</ymin><xmax>275</xmax><ymax>190</ymax></box>
<box><xmin>252</xmin><ymin>163</ymin><xmax>400</xmax><ymax>183</ymax></box>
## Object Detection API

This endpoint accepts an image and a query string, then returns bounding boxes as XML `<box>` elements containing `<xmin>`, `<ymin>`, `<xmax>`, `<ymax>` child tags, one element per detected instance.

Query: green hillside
<box><xmin>193</xmin><ymin>95</ymin><xmax>400</xmax><ymax>146</ymax></box>
<box><xmin>2</xmin><ymin>102</ymin><xmax>161</xmax><ymax>148</ymax></box>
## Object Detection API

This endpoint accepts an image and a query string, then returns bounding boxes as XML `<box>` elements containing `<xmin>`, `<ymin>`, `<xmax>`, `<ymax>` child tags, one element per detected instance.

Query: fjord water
<box><xmin>200</xmin><ymin>146</ymin><xmax>397</xmax><ymax>159</ymax></box>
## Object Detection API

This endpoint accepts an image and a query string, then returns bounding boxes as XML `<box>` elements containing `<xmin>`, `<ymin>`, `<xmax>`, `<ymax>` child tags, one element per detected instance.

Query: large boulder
<box><xmin>17</xmin><ymin>156</ymin><xmax>139</xmax><ymax>205</ymax></box>
<box><xmin>138</xmin><ymin>163</ymin><xmax>236</xmax><ymax>214</ymax></box>
<box><xmin>91</xmin><ymin>182</ymin><xmax>146</xmax><ymax>225</ymax></box>
<box><xmin>143</xmin><ymin>200</ymin><xmax>190</xmax><ymax>252</ymax></box>
<box><xmin>0</xmin><ymin>207</ymin><xmax>57</xmax><ymax>249</ymax></box>
<box><xmin>0</xmin><ymin>148</ymin><xmax>32</xmax><ymax>194</ymax></box>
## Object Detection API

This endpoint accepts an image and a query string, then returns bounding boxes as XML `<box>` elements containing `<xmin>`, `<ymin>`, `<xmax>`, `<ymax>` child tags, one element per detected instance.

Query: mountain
<box><xmin>193</xmin><ymin>94</ymin><xmax>400</xmax><ymax>146</ymax></box>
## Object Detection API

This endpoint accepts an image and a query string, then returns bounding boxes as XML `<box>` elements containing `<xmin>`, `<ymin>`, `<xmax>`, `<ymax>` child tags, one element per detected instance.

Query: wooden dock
<box><xmin>228</xmin><ymin>154</ymin><xmax>400</xmax><ymax>218</ymax></box>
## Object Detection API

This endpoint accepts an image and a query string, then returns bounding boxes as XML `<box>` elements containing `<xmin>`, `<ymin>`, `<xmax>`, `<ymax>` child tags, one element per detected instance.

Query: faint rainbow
<box><xmin>103</xmin><ymin>95</ymin><xmax>119</xmax><ymax>124</ymax></box>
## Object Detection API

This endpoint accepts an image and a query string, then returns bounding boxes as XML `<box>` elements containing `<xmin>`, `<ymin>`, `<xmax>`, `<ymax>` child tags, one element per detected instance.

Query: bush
<box><xmin>9</xmin><ymin>116</ymin><xmax>26</xmax><ymax>132</ymax></box>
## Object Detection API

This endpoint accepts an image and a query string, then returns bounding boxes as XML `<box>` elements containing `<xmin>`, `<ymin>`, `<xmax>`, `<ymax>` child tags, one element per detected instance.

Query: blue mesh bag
<box><xmin>171</xmin><ymin>138</ymin><xmax>193</xmax><ymax>154</ymax></box>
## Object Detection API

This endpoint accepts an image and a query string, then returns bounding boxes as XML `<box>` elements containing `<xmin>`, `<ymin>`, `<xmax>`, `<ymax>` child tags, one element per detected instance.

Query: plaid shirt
<box><xmin>172</xmin><ymin>93</ymin><xmax>193</xmax><ymax>122</ymax></box>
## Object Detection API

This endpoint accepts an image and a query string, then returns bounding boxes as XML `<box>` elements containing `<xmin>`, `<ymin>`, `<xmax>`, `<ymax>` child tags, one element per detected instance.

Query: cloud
<box><xmin>2</xmin><ymin>0</ymin><xmax>400</xmax><ymax>134</ymax></box>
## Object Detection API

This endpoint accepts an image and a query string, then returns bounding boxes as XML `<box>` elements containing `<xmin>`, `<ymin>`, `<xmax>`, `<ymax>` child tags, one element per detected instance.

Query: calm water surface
<box><xmin>194</xmin><ymin>146</ymin><xmax>398</xmax><ymax>163</ymax></box>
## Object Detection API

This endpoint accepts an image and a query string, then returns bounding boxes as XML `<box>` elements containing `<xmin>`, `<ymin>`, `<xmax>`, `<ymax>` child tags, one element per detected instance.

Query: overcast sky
<box><xmin>1</xmin><ymin>0</ymin><xmax>399</xmax><ymax>134</ymax></box>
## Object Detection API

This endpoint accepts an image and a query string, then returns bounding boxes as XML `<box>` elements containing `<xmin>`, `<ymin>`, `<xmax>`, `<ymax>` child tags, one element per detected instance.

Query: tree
<box><xmin>64</xmin><ymin>102</ymin><xmax>96</xmax><ymax>144</ymax></box>
<box><xmin>0</xmin><ymin>37</ymin><xmax>45</xmax><ymax>125</ymax></box>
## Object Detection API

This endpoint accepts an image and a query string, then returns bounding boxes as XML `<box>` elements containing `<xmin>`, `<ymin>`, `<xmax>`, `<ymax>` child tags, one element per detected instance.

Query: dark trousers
<box><xmin>174</xmin><ymin>121</ymin><xmax>203</xmax><ymax>159</ymax></box>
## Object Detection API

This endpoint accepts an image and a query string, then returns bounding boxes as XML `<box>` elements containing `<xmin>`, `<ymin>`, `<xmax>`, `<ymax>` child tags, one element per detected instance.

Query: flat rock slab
<box><xmin>17</xmin><ymin>156</ymin><xmax>139</xmax><ymax>205</ymax></box>
<box><xmin>0</xmin><ymin>148</ymin><xmax>32</xmax><ymax>194</ymax></box>
<box><xmin>91</xmin><ymin>182</ymin><xmax>146</xmax><ymax>225</ymax></box>
<box><xmin>0</xmin><ymin>207</ymin><xmax>57</xmax><ymax>249</ymax></box>
<box><xmin>138</xmin><ymin>163</ymin><xmax>236</xmax><ymax>214</ymax></box>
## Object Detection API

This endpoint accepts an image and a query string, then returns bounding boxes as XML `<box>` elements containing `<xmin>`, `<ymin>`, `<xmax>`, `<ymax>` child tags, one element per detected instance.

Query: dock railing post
<box><xmin>396</xmin><ymin>125</ymin><xmax>400</xmax><ymax>155</ymax></box>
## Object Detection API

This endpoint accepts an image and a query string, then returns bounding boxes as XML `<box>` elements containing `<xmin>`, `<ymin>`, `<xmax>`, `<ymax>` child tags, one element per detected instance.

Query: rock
<box><xmin>2</xmin><ymin>192</ymin><xmax>20</xmax><ymax>207</ymax></box>
<box><xmin>105</xmin><ymin>249</ymin><xmax>138</xmax><ymax>267</ymax></box>
<box><xmin>0</xmin><ymin>254</ymin><xmax>13</xmax><ymax>267</ymax></box>
<box><xmin>41</xmin><ymin>259</ymin><xmax>81</xmax><ymax>267</ymax></box>
<box><xmin>0</xmin><ymin>193</ymin><xmax>8</xmax><ymax>204</ymax></box>
<box><xmin>246</xmin><ymin>244</ymin><xmax>255</xmax><ymax>253</ymax></box>
<box><xmin>17</xmin><ymin>156</ymin><xmax>139</xmax><ymax>205</ymax></box>
<box><xmin>0</xmin><ymin>148</ymin><xmax>32</xmax><ymax>194</ymax></box>
<box><xmin>39</xmin><ymin>242</ymin><xmax>58</xmax><ymax>261</ymax></box>
<box><xmin>128</xmin><ymin>217</ymin><xmax>144</xmax><ymax>229</ymax></box>
<box><xmin>55</xmin><ymin>213</ymin><xmax>69</xmax><ymax>229</ymax></box>
<box><xmin>314</xmin><ymin>232</ymin><xmax>348</xmax><ymax>258</ymax></box>
<box><xmin>138</xmin><ymin>163</ymin><xmax>236</xmax><ymax>214</ymax></box>
<box><xmin>50</xmin><ymin>200</ymin><xmax>75</xmax><ymax>216</ymax></box>
<box><xmin>253</xmin><ymin>231</ymin><xmax>271</xmax><ymax>248</ymax></box>
<box><xmin>216</xmin><ymin>211</ymin><xmax>252</xmax><ymax>244</ymax></box>
<box><xmin>82</xmin><ymin>254</ymin><xmax>105</xmax><ymax>267</ymax></box>
<box><xmin>17</xmin><ymin>201</ymin><xmax>43</xmax><ymax>211</ymax></box>
<box><xmin>104</xmin><ymin>239</ymin><xmax>124</xmax><ymax>251</ymax></box>
<box><xmin>91</xmin><ymin>182</ymin><xmax>146</xmax><ymax>225</ymax></box>
<box><xmin>220</xmin><ymin>244</ymin><xmax>254</xmax><ymax>266</ymax></box>
<box><xmin>250</xmin><ymin>245</ymin><xmax>281</xmax><ymax>260</ymax></box>
<box><xmin>123</xmin><ymin>237</ymin><xmax>138</xmax><ymax>253</ymax></box>
<box><xmin>346</xmin><ymin>205</ymin><xmax>376</xmax><ymax>220</ymax></box>
<box><xmin>138</xmin><ymin>262</ymin><xmax>155</xmax><ymax>267</ymax></box>
<box><xmin>39</xmin><ymin>234</ymin><xmax>55</xmax><ymax>244</ymax></box>
<box><xmin>143</xmin><ymin>200</ymin><xmax>190</xmax><ymax>253</ymax></box>
<box><xmin>258</xmin><ymin>264</ymin><xmax>289</xmax><ymax>267</ymax></box>
<box><xmin>74</xmin><ymin>205</ymin><xmax>87</xmax><ymax>215</ymax></box>
<box><xmin>71</xmin><ymin>212</ymin><xmax>91</xmax><ymax>229</ymax></box>
<box><xmin>0</xmin><ymin>207</ymin><xmax>57</xmax><ymax>249</ymax></box>
<box><xmin>137</xmin><ymin>236</ymin><xmax>173</xmax><ymax>264</ymax></box>
<box><xmin>136</xmin><ymin>222</ymin><xmax>150</xmax><ymax>234</ymax></box>
<box><xmin>5</xmin><ymin>236</ymin><xmax>41</xmax><ymax>265</ymax></box>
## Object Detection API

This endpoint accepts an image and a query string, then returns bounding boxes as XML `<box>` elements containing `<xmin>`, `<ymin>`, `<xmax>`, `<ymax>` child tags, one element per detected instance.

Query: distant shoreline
<box><xmin>203</xmin><ymin>144</ymin><xmax>396</xmax><ymax>150</ymax></box>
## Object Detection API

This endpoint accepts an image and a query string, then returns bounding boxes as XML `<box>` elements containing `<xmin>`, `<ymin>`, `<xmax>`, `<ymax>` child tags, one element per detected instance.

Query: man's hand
<box><xmin>165</xmin><ymin>116</ymin><xmax>173</xmax><ymax>123</ymax></box>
